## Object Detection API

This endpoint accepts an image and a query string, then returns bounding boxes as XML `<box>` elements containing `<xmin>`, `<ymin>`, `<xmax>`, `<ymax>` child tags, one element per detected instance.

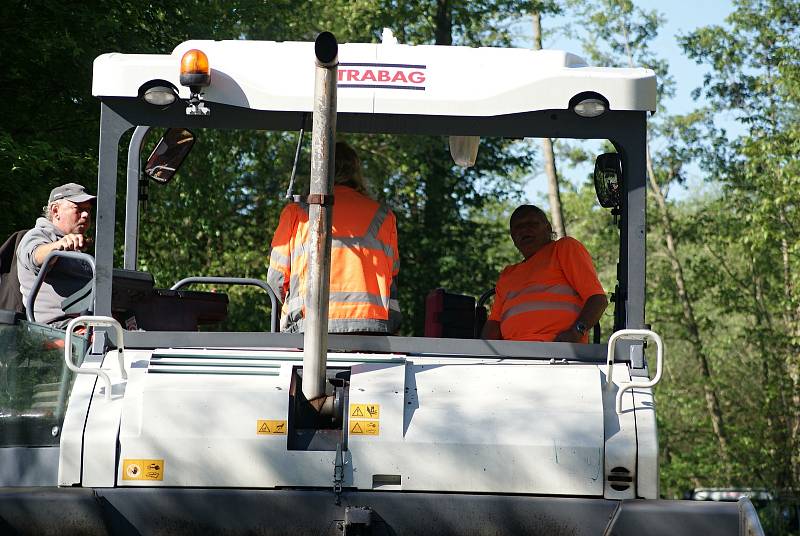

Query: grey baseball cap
<box><xmin>48</xmin><ymin>183</ymin><xmax>96</xmax><ymax>204</ymax></box>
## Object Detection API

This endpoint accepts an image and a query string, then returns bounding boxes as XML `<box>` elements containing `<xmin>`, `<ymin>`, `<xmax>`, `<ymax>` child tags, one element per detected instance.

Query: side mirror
<box><xmin>144</xmin><ymin>128</ymin><xmax>196</xmax><ymax>184</ymax></box>
<box><xmin>593</xmin><ymin>153</ymin><xmax>622</xmax><ymax>209</ymax></box>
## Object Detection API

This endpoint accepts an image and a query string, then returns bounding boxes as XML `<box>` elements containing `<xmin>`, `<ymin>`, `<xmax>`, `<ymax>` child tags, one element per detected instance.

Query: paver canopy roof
<box><xmin>93</xmin><ymin>40</ymin><xmax>656</xmax><ymax>117</ymax></box>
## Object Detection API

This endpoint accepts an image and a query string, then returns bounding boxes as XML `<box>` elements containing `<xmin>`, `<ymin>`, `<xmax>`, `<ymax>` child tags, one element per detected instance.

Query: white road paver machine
<box><xmin>0</xmin><ymin>32</ymin><xmax>764</xmax><ymax>535</ymax></box>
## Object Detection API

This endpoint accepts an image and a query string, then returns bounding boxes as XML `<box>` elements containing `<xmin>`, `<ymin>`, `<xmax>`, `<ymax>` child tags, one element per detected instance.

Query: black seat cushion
<box><xmin>0</xmin><ymin>230</ymin><xmax>29</xmax><ymax>314</ymax></box>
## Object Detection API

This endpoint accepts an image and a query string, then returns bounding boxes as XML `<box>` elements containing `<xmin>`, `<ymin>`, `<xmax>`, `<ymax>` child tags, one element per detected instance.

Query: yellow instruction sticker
<box><xmin>350</xmin><ymin>420</ymin><xmax>380</xmax><ymax>436</ymax></box>
<box><xmin>350</xmin><ymin>403</ymin><xmax>380</xmax><ymax>420</ymax></box>
<box><xmin>257</xmin><ymin>420</ymin><xmax>288</xmax><ymax>435</ymax></box>
<box><xmin>123</xmin><ymin>459</ymin><xmax>164</xmax><ymax>481</ymax></box>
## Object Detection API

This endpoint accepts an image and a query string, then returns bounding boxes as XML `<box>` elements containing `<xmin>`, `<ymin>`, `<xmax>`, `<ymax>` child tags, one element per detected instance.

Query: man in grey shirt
<box><xmin>16</xmin><ymin>183</ymin><xmax>96</xmax><ymax>327</ymax></box>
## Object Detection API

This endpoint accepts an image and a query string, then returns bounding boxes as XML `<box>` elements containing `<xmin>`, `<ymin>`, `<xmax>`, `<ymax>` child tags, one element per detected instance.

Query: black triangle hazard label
<box><xmin>352</xmin><ymin>407</ymin><xmax>364</xmax><ymax>417</ymax></box>
<box><xmin>259</xmin><ymin>422</ymin><xmax>270</xmax><ymax>433</ymax></box>
<box><xmin>351</xmin><ymin>422</ymin><xmax>363</xmax><ymax>434</ymax></box>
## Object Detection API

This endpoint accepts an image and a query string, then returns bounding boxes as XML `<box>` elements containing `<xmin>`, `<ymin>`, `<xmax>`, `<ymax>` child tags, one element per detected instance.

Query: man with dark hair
<box><xmin>482</xmin><ymin>204</ymin><xmax>607</xmax><ymax>342</ymax></box>
<box><xmin>16</xmin><ymin>183</ymin><xmax>95</xmax><ymax>326</ymax></box>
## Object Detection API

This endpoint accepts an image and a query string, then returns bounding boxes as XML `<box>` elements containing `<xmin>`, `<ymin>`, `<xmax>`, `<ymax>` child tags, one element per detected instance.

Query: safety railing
<box><xmin>64</xmin><ymin>316</ymin><xmax>127</xmax><ymax>402</ymax></box>
<box><xmin>605</xmin><ymin>328</ymin><xmax>664</xmax><ymax>414</ymax></box>
<box><xmin>170</xmin><ymin>276</ymin><xmax>279</xmax><ymax>332</ymax></box>
<box><xmin>26</xmin><ymin>250</ymin><xmax>95</xmax><ymax>323</ymax></box>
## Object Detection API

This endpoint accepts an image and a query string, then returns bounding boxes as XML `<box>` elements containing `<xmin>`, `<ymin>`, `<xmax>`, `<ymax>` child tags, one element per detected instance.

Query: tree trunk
<box><xmin>532</xmin><ymin>11</ymin><xmax>566</xmax><ymax>238</ymax></box>
<box><xmin>414</xmin><ymin>0</ymin><xmax>454</xmax><ymax>334</ymax></box>
<box><xmin>613</xmin><ymin>26</ymin><xmax>732</xmax><ymax>471</ymax></box>
<box><xmin>777</xmin><ymin>209</ymin><xmax>800</xmax><ymax>486</ymax></box>
<box><xmin>434</xmin><ymin>0</ymin><xmax>452</xmax><ymax>46</ymax></box>
<box><xmin>645</xmin><ymin>146</ymin><xmax>731</xmax><ymax>469</ymax></box>
<box><xmin>428</xmin><ymin>1</ymin><xmax>452</xmax><ymax>244</ymax></box>
<box><xmin>752</xmin><ymin>268</ymin><xmax>796</xmax><ymax>489</ymax></box>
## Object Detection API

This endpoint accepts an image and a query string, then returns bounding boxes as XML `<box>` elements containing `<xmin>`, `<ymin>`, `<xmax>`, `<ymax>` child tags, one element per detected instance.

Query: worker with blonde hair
<box><xmin>267</xmin><ymin>142</ymin><xmax>401</xmax><ymax>334</ymax></box>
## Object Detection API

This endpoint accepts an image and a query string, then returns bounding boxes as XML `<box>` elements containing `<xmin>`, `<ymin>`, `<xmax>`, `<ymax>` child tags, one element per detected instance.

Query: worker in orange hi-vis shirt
<box><xmin>267</xmin><ymin>142</ymin><xmax>401</xmax><ymax>334</ymax></box>
<box><xmin>482</xmin><ymin>205</ymin><xmax>608</xmax><ymax>343</ymax></box>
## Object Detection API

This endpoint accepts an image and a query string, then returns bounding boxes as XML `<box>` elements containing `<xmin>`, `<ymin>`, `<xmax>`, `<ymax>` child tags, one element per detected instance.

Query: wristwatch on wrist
<box><xmin>574</xmin><ymin>321</ymin><xmax>588</xmax><ymax>335</ymax></box>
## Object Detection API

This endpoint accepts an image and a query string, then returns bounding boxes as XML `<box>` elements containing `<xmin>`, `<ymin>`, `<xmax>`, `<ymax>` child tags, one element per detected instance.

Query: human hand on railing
<box><xmin>57</xmin><ymin>233</ymin><xmax>91</xmax><ymax>252</ymax></box>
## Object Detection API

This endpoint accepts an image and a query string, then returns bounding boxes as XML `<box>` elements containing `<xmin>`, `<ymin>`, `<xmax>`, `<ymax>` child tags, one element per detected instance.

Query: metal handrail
<box><xmin>64</xmin><ymin>316</ymin><xmax>127</xmax><ymax>402</ymax></box>
<box><xmin>26</xmin><ymin>250</ymin><xmax>96</xmax><ymax>323</ymax></box>
<box><xmin>476</xmin><ymin>288</ymin><xmax>495</xmax><ymax>308</ymax></box>
<box><xmin>738</xmin><ymin>497</ymin><xmax>766</xmax><ymax>536</ymax></box>
<box><xmin>170</xmin><ymin>276</ymin><xmax>279</xmax><ymax>333</ymax></box>
<box><xmin>124</xmin><ymin>125</ymin><xmax>151</xmax><ymax>270</ymax></box>
<box><xmin>605</xmin><ymin>328</ymin><xmax>664</xmax><ymax>414</ymax></box>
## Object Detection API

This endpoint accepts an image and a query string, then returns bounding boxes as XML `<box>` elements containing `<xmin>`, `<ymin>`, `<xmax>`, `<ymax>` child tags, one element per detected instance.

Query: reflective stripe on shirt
<box><xmin>500</xmin><ymin>300</ymin><xmax>581</xmax><ymax>322</ymax></box>
<box><xmin>291</xmin><ymin>205</ymin><xmax>395</xmax><ymax>260</ymax></box>
<box><xmin>329</xmin><ymin>291</ymin><xmax>388</xmax><ymax>308</ymax></box>
<box><xmin>505</xmin><ymin>283</ymin><xmax>578</xmax><ymax>301</ymax></box>
<box><xmin>276</xmin><ymin>193</ymin><xmax>399</xmax><ymax>333</ymax></box>
<box><xmin>269</xmin><ymin>248</ymin><xmax>290</xmax><ymax>268</ymax></box>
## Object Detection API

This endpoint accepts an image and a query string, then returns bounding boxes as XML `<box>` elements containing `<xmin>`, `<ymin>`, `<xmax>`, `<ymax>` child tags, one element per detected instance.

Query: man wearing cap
<box><xmin>16</xmin><ymin>183</ymin><xmax>96</xmax><ymax>327</ymax></box>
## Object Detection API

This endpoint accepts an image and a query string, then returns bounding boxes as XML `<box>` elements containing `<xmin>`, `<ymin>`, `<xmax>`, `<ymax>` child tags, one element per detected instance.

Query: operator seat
<box><xmin>424</xmin><ymin>288</ymin><xmax>484</xmax><ymax>339</ymax></box>
<box><xmin>424</xmin><ymin>287</ymin><xmax>602</xmax><ymax>343</ymax></box>
<box><xmin>61</xmin><ymin>269</ymin><xmax>229</xmax><ymax>331</ymax></box>
<box><xmin>0</xmin><ymin>229</ymin><xmax>29</xmax><ymax>316</ymax></box>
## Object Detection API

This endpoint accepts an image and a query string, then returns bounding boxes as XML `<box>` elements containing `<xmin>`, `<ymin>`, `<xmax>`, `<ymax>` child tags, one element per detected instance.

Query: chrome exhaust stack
<box><xmin>302</xmin><ymin>32</ymin><xmax>339</xmax><ymax>403</ymax></box>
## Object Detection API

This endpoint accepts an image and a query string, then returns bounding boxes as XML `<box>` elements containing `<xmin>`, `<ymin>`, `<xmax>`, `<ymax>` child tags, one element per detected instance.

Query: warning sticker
<box><xmin>350</xmin><ymin>403</ymin><xmax>380</xmax><ymax>420</ymax></box>
<box><xmin>350</xmin><ymin>420</ymin><xmax>380</xmax><ymax>436</ymax></box>
<box><xmin>257</xmin><ymin>420</ymin><xmax>288</xmax><ymax>435</ymax></box>
<box><xmin>122</xmin><ymin>459</ymin><xmax>164</xmax><ymax>481</ymax></box>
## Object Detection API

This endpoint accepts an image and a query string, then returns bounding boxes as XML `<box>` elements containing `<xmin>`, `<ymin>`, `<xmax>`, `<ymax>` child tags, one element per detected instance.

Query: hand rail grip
<box><xmin>476</xmin><ymin>288</ymin><xmax>496</xmax><ymax>308</ymax></box>
<box><xmin>26</xmin><ymin>250</ymin><xmax>96</xmax><ymax>323</ymax></box>
<box><xmin>605</xmin><ymin>328</ymin><xmax>664</xmax><ymax>414</ymax></box>
<box><xmin>170</xmin><ymin>276</ymin><xmax>280</xmax><ymax>332</ymax></box>
<box><xmin>64</xmin><ymin>316</ymin><xmax>127</xmax><ymax>402</ymax></box>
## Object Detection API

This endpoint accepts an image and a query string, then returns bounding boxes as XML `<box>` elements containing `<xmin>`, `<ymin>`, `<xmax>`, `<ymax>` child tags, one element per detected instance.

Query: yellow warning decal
<box><xmin>122</xmin><ymin>459</ymin><xmax>164</xmax><ymax>481</ymax></box>
<box><xmin>257</xmin><ymin>420</ymin><xmax>288</xmax><ymax>435</ymax></box>
<box><xmin>350</xmin><ymin>420</ymin><xmax>380</xmax><ymax>436</ymax></box>
<box><xmin>350</xmin><ymin>403</ymin><xmax>380</xmax><ymax>420</ymax></box>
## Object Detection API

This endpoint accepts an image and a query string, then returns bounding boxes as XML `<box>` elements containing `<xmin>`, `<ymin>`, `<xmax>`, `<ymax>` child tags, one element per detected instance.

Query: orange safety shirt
<box><xmin>267</xmin><ymin>185</ymin><xmax>401</xmax><ymax>333</ymax></box>
<box><xmin>488</xmin><ymin>237</ymin><xmax>604</xmax><ymax>342</ymax></box>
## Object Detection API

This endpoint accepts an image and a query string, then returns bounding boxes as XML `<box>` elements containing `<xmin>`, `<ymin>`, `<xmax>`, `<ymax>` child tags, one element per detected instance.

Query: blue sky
<box><xmin>519</xmin><ymin>0</ymin><xmax>734</xmax><ymax>202</ymax></box>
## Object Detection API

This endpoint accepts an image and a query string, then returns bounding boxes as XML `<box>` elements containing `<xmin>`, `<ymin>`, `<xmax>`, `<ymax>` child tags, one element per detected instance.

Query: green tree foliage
<box><xmin>571</xmin><ymin>0</ymin><xmax>800</xmax><ymax>516</ymax></box>
<box><xmin>570</xmin><ymin>0</ymin><xmax>737</xmax><ymax>488</ymax></box>
<box><xmin>680</xmin><ymin>0</ymin><xmax>800</xmax><ymax>497</ymax></box>
<box><xmin>0</xmin><ymin>0</ymin><xmax>323</xmax><ymax>331</ymax></box>
<box><xmin>0</xmin><ymin>0</ymin><xmax>312</xmax><ymax>237</ymax></box>
<box><xmin>567</xmin><ymin>0</ymin><xmax>674</xmax><ymax>100</ymax></box>
<box><xmin>561</xmin><ymin>4</ymin><xmax>800</xmax><ymax>527</ymax></box>
<box><xmin>136</xmin><ymin>129</ymin><xmax>304</xmax><ymax>331</ymax></box>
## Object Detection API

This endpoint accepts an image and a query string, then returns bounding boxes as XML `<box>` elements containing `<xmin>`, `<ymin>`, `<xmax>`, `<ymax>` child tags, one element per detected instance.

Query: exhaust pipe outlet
<box><xmin>302</xmin><ymin>32</ymin><xmax>339</xmax><ymax>402</ymax></box>
<box><xmin>315</xmin><ymin>31</ymin><xmax>338</xmax><ymax>67</ymax></box>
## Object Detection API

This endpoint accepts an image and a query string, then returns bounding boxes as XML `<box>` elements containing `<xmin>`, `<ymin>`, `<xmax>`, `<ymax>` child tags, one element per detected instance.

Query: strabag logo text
<box><xmin>338</xmin><ymin>63</ymin><xmax>426</xmax><ymax>91</ymax></box>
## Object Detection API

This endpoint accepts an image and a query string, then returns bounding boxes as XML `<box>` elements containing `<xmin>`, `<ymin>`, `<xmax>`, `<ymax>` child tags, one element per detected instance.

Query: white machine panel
<box><xmin>633</xmin><ymin>386</ymin><xmax>659</xmax><ymax>499</ymax></box>
<box><xmin>117</xmin><ymin>350</ymin><xmax>403</xmax><ymax>488</ymax></box>
<box><xmin>115</xmin><ymin>351</ymin><xmax>606</xmax><ymax>496</ymax></box>
<box><xmin>118</xmin><ymin>358</ymin><xmax>306</xmax><ymax>487</ymax></box>
<box><xmin>602</xmin><ymin>365</ymin><xmax>637</xmax><ymax>499</ymax></box>
<box><xmin>347</xmin><ymin>362</ymin><xmax>604</xmax><ymax>495</ymax></box>
<box><xmin>58</xmin><ymin>353</ymin><xmax>103</xmax><ymax>486</ymax></box>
